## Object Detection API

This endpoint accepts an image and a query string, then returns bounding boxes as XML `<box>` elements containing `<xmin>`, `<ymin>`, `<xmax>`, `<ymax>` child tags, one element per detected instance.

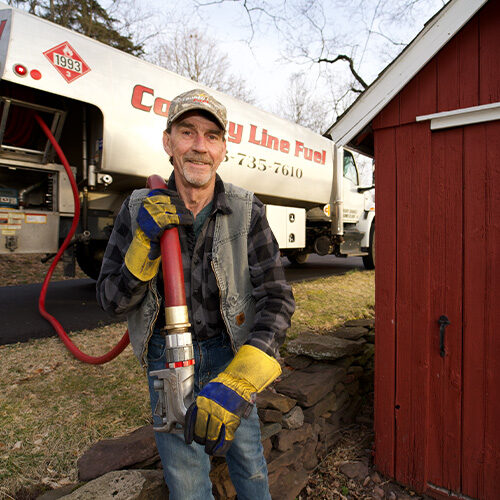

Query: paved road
<box><xmin>0</xmin><ymin>255</ymin><xmax>365</xmax><ymax>345</ymax></box>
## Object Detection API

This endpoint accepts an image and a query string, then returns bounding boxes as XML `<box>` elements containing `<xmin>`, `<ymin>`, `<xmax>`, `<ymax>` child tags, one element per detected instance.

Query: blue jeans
<box><xmin>147</xmin><ymin>331</ymin><xmax>271</xmax><ymax>500</ymax></box>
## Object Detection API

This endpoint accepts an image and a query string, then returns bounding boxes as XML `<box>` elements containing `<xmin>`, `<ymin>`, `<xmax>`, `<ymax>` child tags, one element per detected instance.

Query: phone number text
<box><xmin>224</xmin><ymin>152</ymin><xmax>303</xmax><ymax>179</ymax></box>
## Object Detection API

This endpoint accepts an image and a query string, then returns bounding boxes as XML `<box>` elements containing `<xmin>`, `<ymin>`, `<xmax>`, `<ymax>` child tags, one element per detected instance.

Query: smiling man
<box><xmin>97</xmin><ymin>89</ymin><xmax>295</xmax><ymax>499</ymax></box>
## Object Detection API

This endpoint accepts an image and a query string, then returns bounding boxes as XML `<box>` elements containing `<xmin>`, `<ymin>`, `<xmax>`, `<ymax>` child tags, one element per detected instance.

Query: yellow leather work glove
<box><xmin>124</xmin><ymin>189</ymin><xmax>192</xmax><ymax>281</ymax></box>
<box><xmin>184</xmin><ymin>344</ymin><xmax>281</xmax><ymax>456</ymax></box>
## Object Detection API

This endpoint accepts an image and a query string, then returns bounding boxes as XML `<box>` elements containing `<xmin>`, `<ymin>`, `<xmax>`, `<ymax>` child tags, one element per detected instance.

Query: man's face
<box><xmin>163</xmin><ymin>111</ymin><xmax>226</xmax><ymax>189</ymax></box>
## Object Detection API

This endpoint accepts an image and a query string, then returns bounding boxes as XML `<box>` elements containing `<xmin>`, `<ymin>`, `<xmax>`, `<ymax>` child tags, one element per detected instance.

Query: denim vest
<box><xmin>127</xmin><ymin>183</ymin><xmax>255</xmax><ymax>368</ymax></box>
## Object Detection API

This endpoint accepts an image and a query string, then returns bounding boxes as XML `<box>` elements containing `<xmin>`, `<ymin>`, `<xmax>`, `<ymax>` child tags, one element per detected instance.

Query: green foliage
<box><xmin>10</xmin><ymin>0</ymin><xmax>143</xmax><ymax>56</ymax></box>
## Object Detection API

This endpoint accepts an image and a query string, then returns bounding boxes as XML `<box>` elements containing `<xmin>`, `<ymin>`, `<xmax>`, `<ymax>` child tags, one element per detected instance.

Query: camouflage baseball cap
<box><xmin>167</xmin><ymin>89</ymin><xmax>227</xmax><ymax>132</ymax></box>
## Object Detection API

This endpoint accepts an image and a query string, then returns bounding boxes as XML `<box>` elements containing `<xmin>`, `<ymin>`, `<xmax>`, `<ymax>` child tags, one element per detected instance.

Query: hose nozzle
<box><xmin>150</xmin><ymin>305</ymin><xmax>195</xmax><ymax>432</ymax></box>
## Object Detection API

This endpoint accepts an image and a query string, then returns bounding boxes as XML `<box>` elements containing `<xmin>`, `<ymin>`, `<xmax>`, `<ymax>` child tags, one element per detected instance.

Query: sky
<box><xmin>124</xmin><ymin>0</ymin><xmax>448</xmax><ymax>114</ymax></box>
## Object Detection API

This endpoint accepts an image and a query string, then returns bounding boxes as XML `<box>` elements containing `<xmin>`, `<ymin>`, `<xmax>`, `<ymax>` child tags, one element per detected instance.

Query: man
<box><xmin>97</xmin><ymin>89</ymin><xmax>295</xmax><ymax>499</ymax></box>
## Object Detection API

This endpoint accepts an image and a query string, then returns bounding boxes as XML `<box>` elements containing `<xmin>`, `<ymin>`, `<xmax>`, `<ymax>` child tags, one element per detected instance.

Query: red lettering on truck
<box><xmin>131</xmin><ymin>85</ymin><xmax>171</xmax><ymax>116</ymax></box>
<box><xmin>0</xmin><ymin>20</ymin><xmax>7</xmax><ymax>40</ymax></box>
<box><xmin>228</xmin><ymin>122</ymin><xmax>243</xmax><ymax>144</ymax></box>
<box><xmin>131</xmin><ymin>84</ymin><xmax>154</xmax><ymax>112</ymax></box>
<box><xmin>295</xmin><ymin>141</ymin><xmax>326</xmax><ymax>164</ymax></box>
<box><xmin>130</xmin><ymin>85</ymin><xmax>326</xmax><ymax>165</ymax></box>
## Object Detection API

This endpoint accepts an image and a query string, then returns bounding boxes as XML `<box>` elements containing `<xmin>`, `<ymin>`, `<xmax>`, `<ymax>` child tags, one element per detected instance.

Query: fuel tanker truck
<box><xmin>0</xmin><ymin>4</ymin><xmax>375</xmax><ymax>280</ymax></box>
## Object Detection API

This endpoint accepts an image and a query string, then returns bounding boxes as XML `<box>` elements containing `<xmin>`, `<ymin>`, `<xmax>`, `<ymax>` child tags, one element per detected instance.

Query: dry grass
<box><xmin>0</xmin><ymin>254</ymin><xmax>86</xmax><ymax>286</ymax></box>
<box><xmin>0</xmin><ymin>324</ymin><xmax>150</xmax><ymax>497</ymax></box>
<box><xmin>288</xmin><ymin>270</ymin><xmax>375</xmax><ymax>339</ymax></box>
<box><xmin>0</xmin><ymin>263</ymin><xmax>374</xmax><ymax>498</ymax></box>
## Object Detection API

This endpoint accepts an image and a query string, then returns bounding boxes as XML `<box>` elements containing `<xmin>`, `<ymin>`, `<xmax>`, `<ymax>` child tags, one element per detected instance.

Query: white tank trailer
<box><xmin>0</xmin><ymin>4</ymin><xmax>375</xmax><ymax>279</ymax></box>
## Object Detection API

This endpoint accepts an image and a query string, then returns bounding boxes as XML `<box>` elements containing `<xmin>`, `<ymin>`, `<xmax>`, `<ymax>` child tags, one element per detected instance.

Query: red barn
<box><xmin>327</xmin><ymin>0</ymin><xmax>499</xmax><ymax>498</ymax></box>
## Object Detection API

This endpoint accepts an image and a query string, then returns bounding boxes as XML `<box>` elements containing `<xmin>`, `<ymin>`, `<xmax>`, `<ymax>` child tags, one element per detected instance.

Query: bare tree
<box><xmin>152</xmin><ymin>26</ymin><xmax>255</xmax><ymax>104</ymax></box>
<box><xmin>196</xmin><ymin>0</ymin><xmax>448</xmax><ymax>111</ymax></box>
<box><xmin>274</xmin><ymin>72</ymin><xmax>332</xmax><ymax>133</ymax></box>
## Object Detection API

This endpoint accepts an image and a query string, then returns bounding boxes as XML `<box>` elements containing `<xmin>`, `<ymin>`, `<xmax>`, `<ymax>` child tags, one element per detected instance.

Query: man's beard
<box><xmin>181</xmin><ymin>156</ymin><xmax>215</xmax><ymax>187</ymax></box>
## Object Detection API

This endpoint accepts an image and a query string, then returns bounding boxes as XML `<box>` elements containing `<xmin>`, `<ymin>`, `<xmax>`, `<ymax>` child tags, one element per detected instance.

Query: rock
<box><xmin>326</xmin><ymin>410</ymin><xmax>343</xmax><ymax>429</ymax></box>
<box><xmin>373</xmin><ymin>485</ymin><xmax>386</xmax><ymax>499</ymax></box>
<box><xmin>282</xmin><ymin>405</ymin><xmax>304</xmax><ymax>429</ymax></box>
<box><xmin>371</xmin><ymin>471</ymin><xmax>382</xmax><ymax>484</ymax></box>
<box><xmin>356</xmin><ymin>344</ymin><xmax>375</xmax><ymax>366</ymax></box>
<box><xmin>36</xmin><ymin>485</ymin><xmax>78</xmax><ymax>500</ymax></box>
<box><xmin>60</xmin><ymin>470</ymin><xmax>168</xmax><ymax>499</ymax></box>
<box><xmin>335</xmin><ymin>382</ymin><xmax>345</xmax><ymax>394</ymax></box>
<box><xmin>345</xmin><ymin>380</ymin><xmax>360</xmax><ymax>395</ymax></box>
<box><xmin>332</xmin><ymin>326</ymin><xmax>368</xmax><ymax>341</ymax></box>
<box><xmin>356</xmin><ymin>415</ymin><xmax>374</xmax><ymax>426</ymax></box>
<box><xmin>332</xmin><ymin>391</ymin><xmax>351</xmax><ymax>412</ymax></box>
<box><xmin>347</xmin><ymin>365</ymin><xmax>364</xmax><ymax>377</ymax></box>
<box><xmin>283</xmin><ymin>354</ymin><xmax>313</xmax><ymax>370</ymax></box>
<box><xmin>302</xmin><ymin>438</ymin><xmax>319</xmax><ymax>471</ymax></box>
<box><xmin>77</xmin><ymin>426</ymin><xmax>158</xmax><ymax>482</ymax></box>
<box><xmin>364</xmin><ymin>331</ymin><xmax>375</xmax><ymax>343</ymax></box>
<box><xmin>342</xmin><ymin>395</ymin><xmax>363</xmax><ymax>424</ymax></box>
<box><xmin>332</xmin><ymin>391</ymin><xmax>350</xmax><ymax>412</ymax></box>
<box><xmin>210</xmin><ymin>461</ymin><xmax>236</xmax><ymax>500</ymax></box>
<box><xmin>268</xmin><ymin>465</ymin><xmax>309</xmax><ymax>500</ymax></box>
<box><xmin>274</xmin><ymin>363</ymin><xmax>346</xmax><ymax>407</ymax></box>
<box><xmin>335</xmin><ymin>356</ymin><xmax>355</xmax><ymax>369</ymax></box>
<box><xmin>344</xmin><ymin>318</ymin><xmax>375</xmax><ymax>328</ymax></box>
<box><xmin>316</xmin><ymin>420</ymin><xmax>342</xmax><ymax>448</ymax></box>
<box><xmin>256</xmin><ymin>389</ymin><xmax>296</xmax><ymax>413</ymax></box>
<box><xmin>258</xmin><ymin>408</ymin><xmax>283</xmax><ymax>423</ymax></box>
<box><xmin>339</xmin><ymin>461</ymin><xmax>369</xmax><ymax>480</ymax></box>
<box><xmin>260</xmin><ymin>422</ymin><xmax>282</xmax><ymax>441</ymax></box>
<box><xmin>262</xmin><ymin>438</ymin><xmax>272</xmax><ymax>461</ymax></box>
<box><xmin>303</xmin><ymin>392</ymin><xmax>337</xmax><ymax>423</ymax></box>
<box><xmin>267</xmin><ymin>446</ymin><xmax>304</xmax><ymax>474</ymax></box>
<box><xmin>272</xmin><ymin>423</ymin><xmax>314</xmax><ymax>452</ymax></box>
<box><xmin>286</xmin><ymin>333</ymin><xmax>365</xmax><ymax>361</ymax></box>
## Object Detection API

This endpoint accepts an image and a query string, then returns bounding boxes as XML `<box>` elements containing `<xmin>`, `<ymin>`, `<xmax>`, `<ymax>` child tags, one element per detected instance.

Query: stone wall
<box><xmin>55</xmin><ymin>319</ymin><xmax>374</xmax><ymax>500</ymax></box>
<box><xmin>214</xmin><ymin>318</ymin><xmax>375</xmax><ymax>500</ymax></box>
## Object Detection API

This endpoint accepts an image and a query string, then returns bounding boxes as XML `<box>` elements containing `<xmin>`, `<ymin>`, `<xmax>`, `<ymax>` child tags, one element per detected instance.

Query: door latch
<box><xmin>438</xmin><ymin>315</ymin><xmax>450</xmax><ymax>358</ymax></box>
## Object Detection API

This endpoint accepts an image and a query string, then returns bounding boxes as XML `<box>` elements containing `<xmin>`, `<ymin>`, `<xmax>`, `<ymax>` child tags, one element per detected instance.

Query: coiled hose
<box><xmin>35</xmin><ymin>113</ymin><xmax>130</xmax><ymax>364</ymax></box>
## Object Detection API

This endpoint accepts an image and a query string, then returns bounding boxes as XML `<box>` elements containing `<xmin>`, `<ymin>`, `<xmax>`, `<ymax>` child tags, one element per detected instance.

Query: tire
<box><xmin>362</xmin><ymin>223</ymin><xmax>375</xmax><ymax>270</ymax></box>
<box><xmin>286</xmin><ymin>252</ymin><xmax>309</xmax><ymax>265</ymax></box>
<box><xmin>76</xmin><ymin>240</ymin><xmax>107</xmax><ymax>280</ymax></box>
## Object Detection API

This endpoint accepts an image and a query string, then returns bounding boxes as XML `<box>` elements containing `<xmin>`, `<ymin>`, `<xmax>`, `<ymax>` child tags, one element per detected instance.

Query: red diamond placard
<box><xmin>43</xmin><ymin>41</ymin><xmax>90</xmax><ymax>83</ymax></box>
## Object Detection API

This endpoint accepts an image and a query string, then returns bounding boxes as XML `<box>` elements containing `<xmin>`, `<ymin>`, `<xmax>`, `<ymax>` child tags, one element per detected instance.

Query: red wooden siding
<box><xmin>393</xmin><ymin>122</ymin><xmax>432</xmax><ymax>491</ymax></box>
<box><xmin>425</xmin><ymin>127</ymin><xmax>464</xmax><ymax>495</ymax></box>
<box><xmin>461</xmin><ymin>121</ymin><xmax>500</xmax><ymax>498</ymax></box>
<box><xmin>373</xmin><ymin>1</ymin><xmax>500</xmax><ymax>497</ymax></box>
<box><xmin>373</xmin><ymin>127</ymin><xmax>397</xmax><ymax>476</ymax></box>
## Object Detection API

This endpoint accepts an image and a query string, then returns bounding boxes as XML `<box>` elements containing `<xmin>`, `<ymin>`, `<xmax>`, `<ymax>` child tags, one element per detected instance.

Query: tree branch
<box><xmin>316</xmin><ymin>54</ymin><xmax>368</xmax><ymax>89</ymax></box>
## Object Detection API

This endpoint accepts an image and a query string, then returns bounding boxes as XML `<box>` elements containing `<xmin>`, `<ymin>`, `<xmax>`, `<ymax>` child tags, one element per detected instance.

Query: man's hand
<box><xmin>125</xmin><ymin>189</ymin><xmax>192</xmax><ymax>281</ymax></box>
<box><xmin>184</xmin><ymin>345</ymin><xmax>281</xmax><ymax>456</ymax></box>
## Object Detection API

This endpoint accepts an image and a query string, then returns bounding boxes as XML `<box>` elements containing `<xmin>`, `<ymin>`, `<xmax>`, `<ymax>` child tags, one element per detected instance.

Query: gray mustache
<box><xmin>184</xmin><ymin>156</ymin><xmax>212</xmax><ymax>165</ymax></box>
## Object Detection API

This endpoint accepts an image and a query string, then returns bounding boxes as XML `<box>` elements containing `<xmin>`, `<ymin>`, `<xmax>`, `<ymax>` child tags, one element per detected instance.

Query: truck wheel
<box><xmin>76</xmin><ymin>241</ymin><xmax>106</xmax><ymax>280</ymax></box>
<box><xmin>362</xmin><ymin>223</ymin><xmax>375</xmax><ymax>270</ymax></box>
<box><xmin>287</xmin><ymin>252</ymin><xmax>309</xmax><ymax>265</ymax></box>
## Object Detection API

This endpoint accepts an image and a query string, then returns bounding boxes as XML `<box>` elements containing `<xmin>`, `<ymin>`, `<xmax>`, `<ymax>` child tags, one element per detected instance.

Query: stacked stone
<box><xmin>213</xmin><ymin>318</ymin><xmax>375</xmax><ymax>500</ymax></box>
<box><xmin>63</xmin><ymin>319</ymin><xmax>374</xmax><ymax>500</ymax></box>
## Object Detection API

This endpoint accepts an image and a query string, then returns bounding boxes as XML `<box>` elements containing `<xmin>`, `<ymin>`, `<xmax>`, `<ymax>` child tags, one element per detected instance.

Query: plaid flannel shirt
<box><xmin>96</xmin><ymin>174</ymin><xmax>295</xmax><ymax>356</ymax></box>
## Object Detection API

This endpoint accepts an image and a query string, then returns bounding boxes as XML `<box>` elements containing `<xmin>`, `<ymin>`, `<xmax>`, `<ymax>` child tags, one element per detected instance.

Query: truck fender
<box><xmin>358</xmin><ymin>210</ymin><xmax>375</xmax><ymax>248</ymax></box>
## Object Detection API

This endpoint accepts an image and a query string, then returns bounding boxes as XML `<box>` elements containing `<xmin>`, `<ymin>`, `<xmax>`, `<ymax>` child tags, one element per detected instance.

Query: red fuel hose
<box><xmin>35</xmin><ymin>113</ymin><xmax>130</xmax><ymax>364</ymax></box>
<box><xmin>146</xmin><ymin>175</ymin><xmax>187</xmax><ymax>306</ymax></box>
